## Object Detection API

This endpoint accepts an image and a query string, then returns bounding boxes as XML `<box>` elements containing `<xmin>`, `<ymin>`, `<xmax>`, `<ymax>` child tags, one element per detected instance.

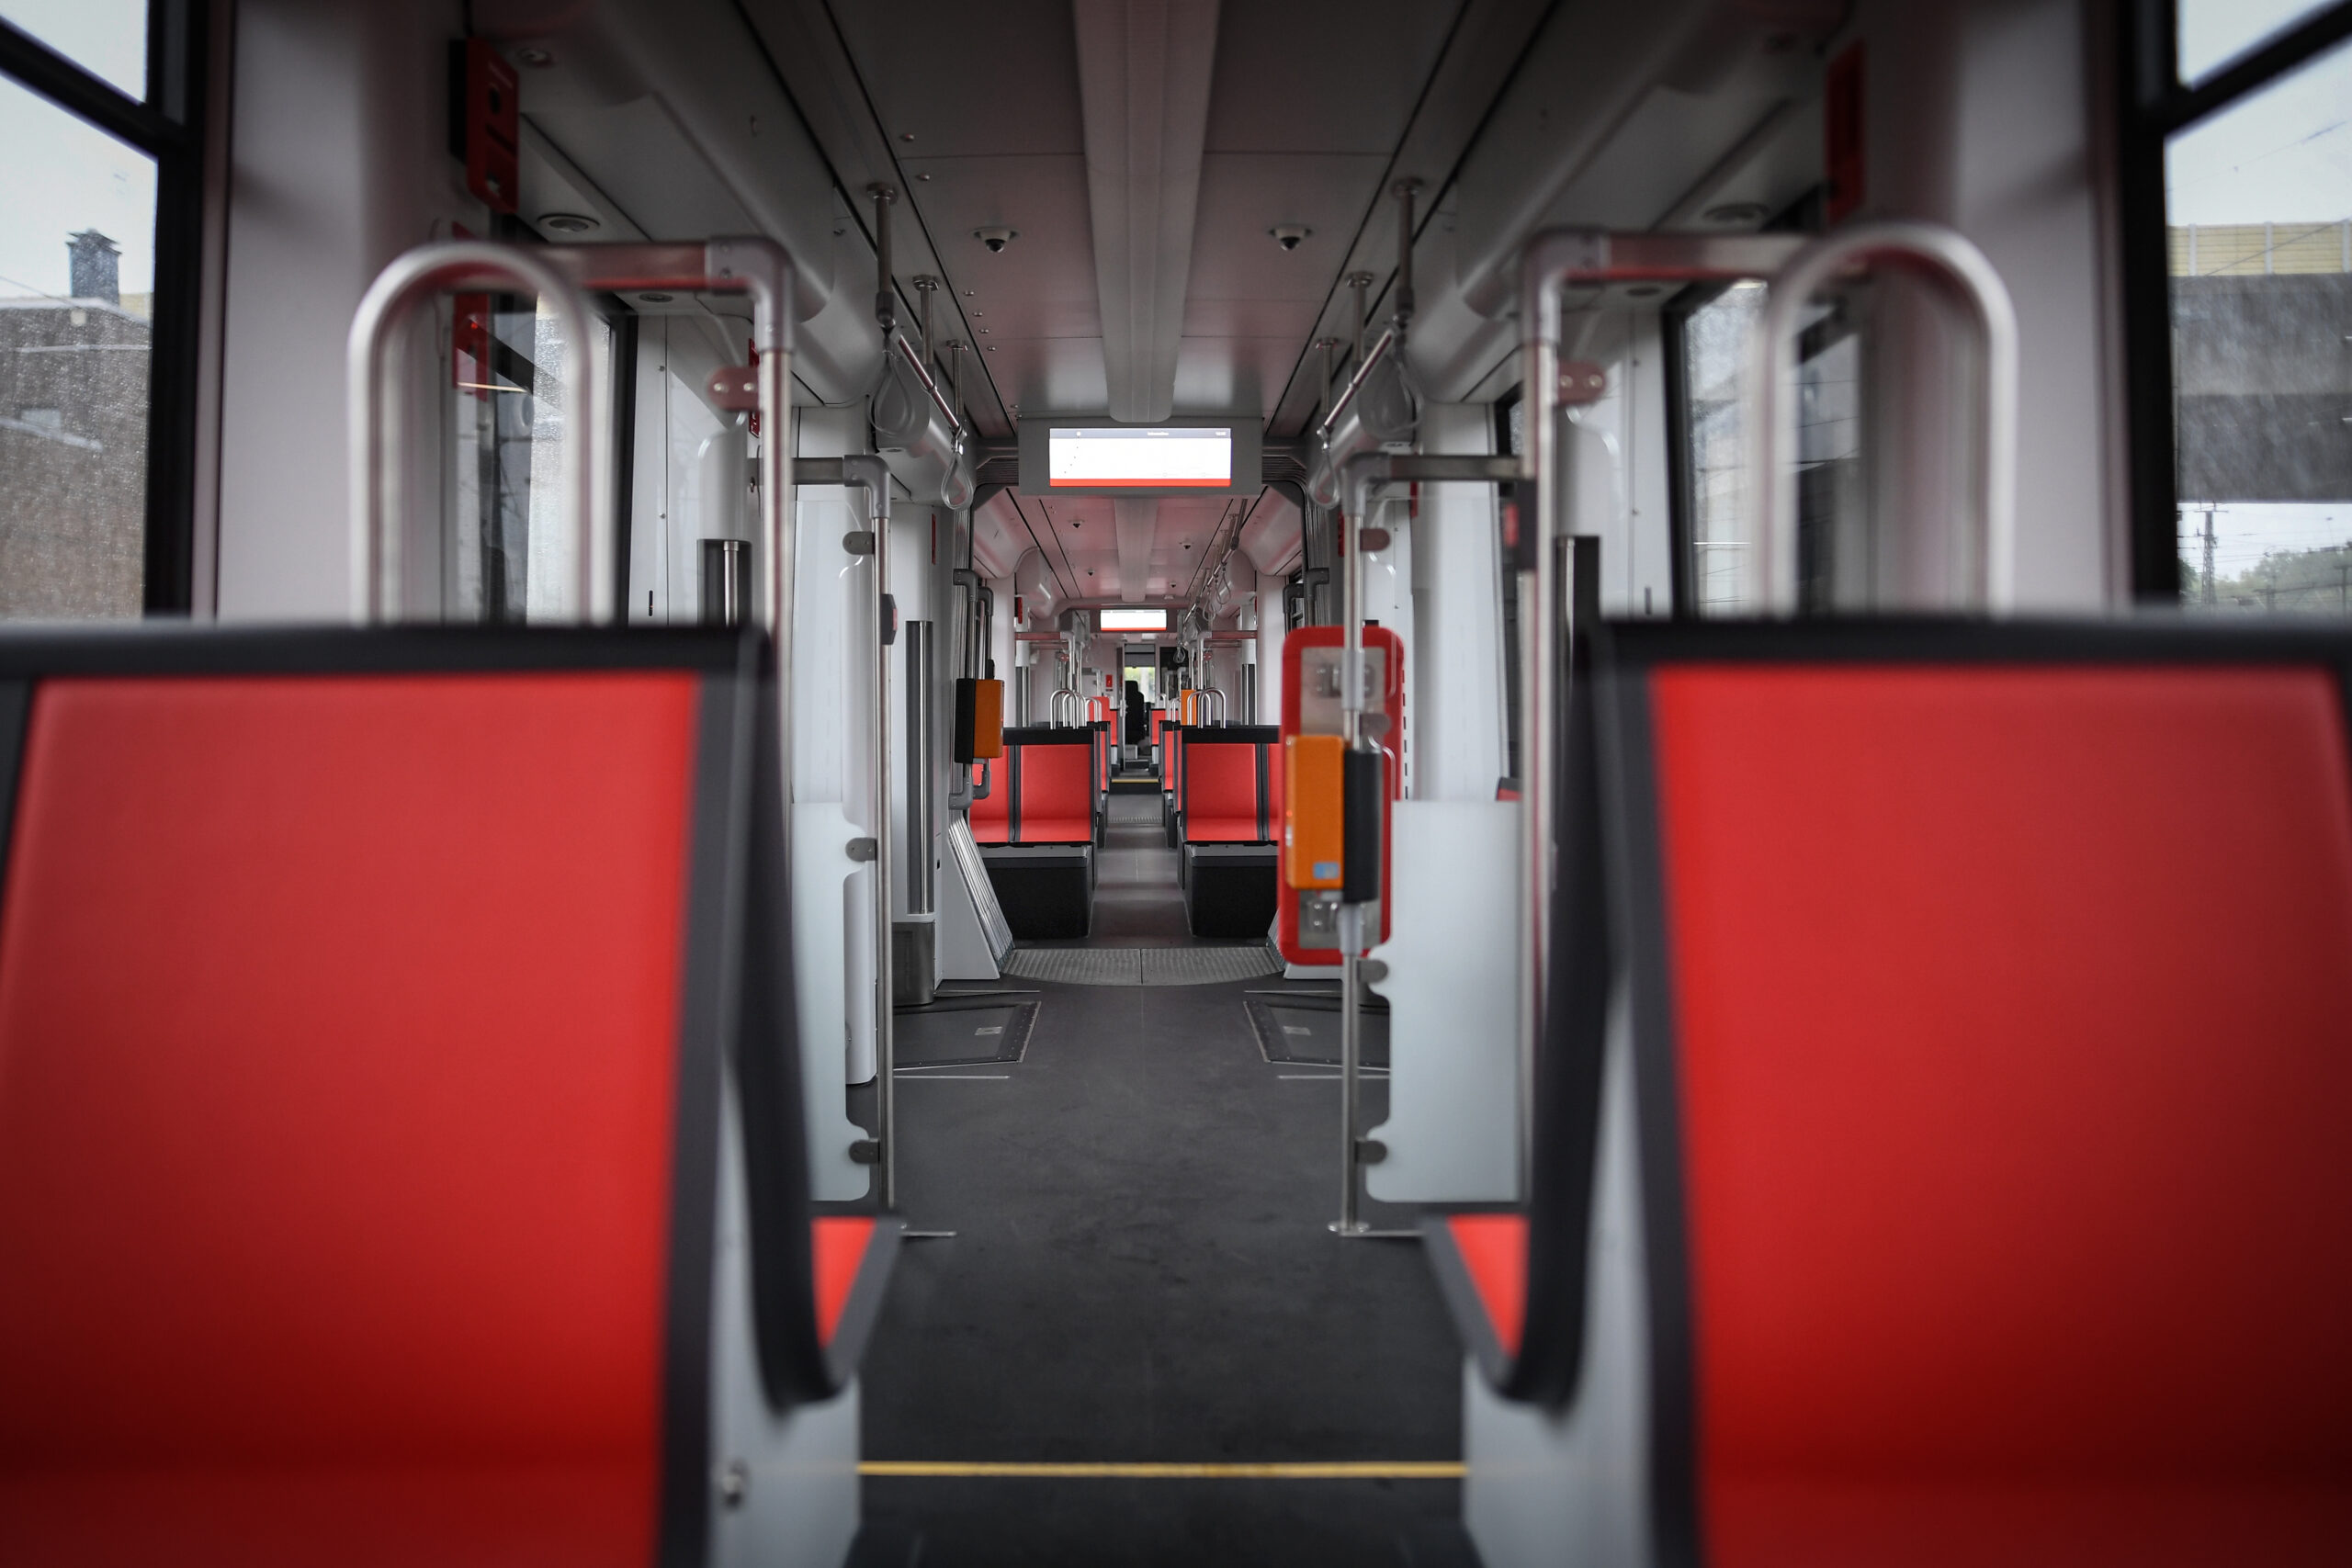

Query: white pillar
<box><xmin>1255</xmin><ymin>570</ymin><xmax>1288</xmax><ymax>729</ymax></box>
<box><xmin>1412</xmin><ymin>404</ymin><xmax>1509</xmax><ymax>801</ymax></box>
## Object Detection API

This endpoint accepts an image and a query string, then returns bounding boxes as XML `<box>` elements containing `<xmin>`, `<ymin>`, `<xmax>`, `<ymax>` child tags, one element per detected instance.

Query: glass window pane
<box><xmin>0</xmin><ymin>73</ymin><xmax>155</xmax><ymax>618</ymax></box>
<box><xmin>2166</xmin><ymin>38</ymin><xmax>2352</xmax><ymax>613</ymax></box>
<box><xmin>0</xmin><ymin>0</ymin><xmax>149</xmax><ymax>101</ymax></box>
<box><xmin>2178</xmin><ymin>0</ymin><xmax>2334</xmax><ymax>85</ymax></box>
<box><xmin>447</xmin><ymin>297</ymin><xmax>613</xmax><ymax>624</ymax></box>
<box><xmin>1682</xmin><ymin>282</ymin><xmax>1765</xmax><ymax>615</ymax></box>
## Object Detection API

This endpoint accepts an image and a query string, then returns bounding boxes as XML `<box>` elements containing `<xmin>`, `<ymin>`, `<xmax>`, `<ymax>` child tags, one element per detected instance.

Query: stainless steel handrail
<box><xmin>1744</xmin><ymin>220</ymin><xmax>2019</xmax><ymax>615</ymax></box>
<box><xmin>893</xmin><ymin>333</ymin><xmax>965</xmax><ymax>442</ymax></box>
<box><xmin>1316</xmin><ymin>324</ymin><xmax>1398</xmax><ymax>440</ymax></box>
<box><xmin>347</xmin><ymin>243</ymin><xmax>605</xmax><ymax>624</ymax></box>
<box><xmin>1515</xmin><ymin>229</ymin><xmax>1806</xmax><ymax>1195</ymax></box>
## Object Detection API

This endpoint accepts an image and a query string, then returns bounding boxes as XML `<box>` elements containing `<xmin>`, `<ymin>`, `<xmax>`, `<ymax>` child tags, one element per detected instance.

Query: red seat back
<box><xmin>1619</xmin><ymin>648</ymin><xmax>2352</xmax><ymax>1564</ymax></box>
<box><xmin>0</xmin><ymin>671</ymin><xmax>698</xmax><ymax>1564</ymax></box>
<box><xmin>970</xmin><ymin>759</ymin><xmax>1010</xmax><ymax>842</ymax></box>
<box><xmin>0</xmin><ymin>629</ymin><xmax>877</xmax><ymax>1568</ymax></box>
<box><xmin>1006</xmin><ymin>730</ymin><xmax>1094</xmax><ymax>843</ymax></box>
<box><xmin>1180</xmin><ymin>730</ymin><xmax>1274</xmax><ymax>842</ymax></box>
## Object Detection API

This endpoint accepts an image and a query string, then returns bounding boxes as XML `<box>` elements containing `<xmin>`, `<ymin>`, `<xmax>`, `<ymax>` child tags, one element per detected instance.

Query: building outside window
<box><xmin>0</xmin><ymin>1</ymin><xmax>205</xmax><ymax>616</ymax></box>
<box><xmin>2125</xmin><ymin>0</ymin><xmax>2352</xmax><ymax>608</ymax></box>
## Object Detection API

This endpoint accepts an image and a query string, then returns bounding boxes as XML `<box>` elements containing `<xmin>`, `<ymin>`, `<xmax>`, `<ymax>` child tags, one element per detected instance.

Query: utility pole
<box><xmin>2202</xmin><ymin>507</ymin><xmax>2218</xmax><ymax>606</ymax></box>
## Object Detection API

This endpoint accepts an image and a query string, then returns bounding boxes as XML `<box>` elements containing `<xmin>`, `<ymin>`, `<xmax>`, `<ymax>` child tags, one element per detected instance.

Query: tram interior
<box><xmin>2</xmin><ymin>0</ymin><xmax>2351</xmax><ymax>1564</ymax></box>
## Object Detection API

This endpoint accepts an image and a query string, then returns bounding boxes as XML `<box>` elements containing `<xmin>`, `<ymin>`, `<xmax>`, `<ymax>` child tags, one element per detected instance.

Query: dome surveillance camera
<box><xmin>1271</xmin><ymin>224</ymin><xmax>1310</xmax><ymax>252</ymax></box>
<box><xmin>975</xmin><ymin>226</ymin><xmax>1018</xmax><ymax>253</ymax></box>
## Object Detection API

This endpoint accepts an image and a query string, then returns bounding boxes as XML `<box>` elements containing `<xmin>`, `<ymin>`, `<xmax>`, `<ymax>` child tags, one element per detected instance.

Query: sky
<box><xmin>2168</xmin><ymin>8</ymin><xmax>2352</xmax><ymax>226</ymax></box>
<box><xmin>0</xmin><ymin>0</ymin><xmax>153</xmax><ymax>302</ymax></box>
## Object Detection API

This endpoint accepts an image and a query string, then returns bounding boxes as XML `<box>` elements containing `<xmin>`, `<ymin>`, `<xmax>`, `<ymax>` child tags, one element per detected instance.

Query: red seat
<box><xmin>1179</xmin><ymin>735</ymin><xmax>1270</xmax><ymax>843</ymax></box>
<box><xmin>1005</xmin><ymin>732</ymin><xmax>1094</xmax><ymax>844</ymax></box>
<box><xmin>1648</xmin><ymin>659</ymin><xmax>2352</xmax><ymax>1565</ymax></box>
<box><xmin>0</xmin><ymin>630</ymin><xmax>898</xmax><ymax>1567</ymax></box>
<box><xmin>1434</xmin><ymin>622</ymin><xmax>2352</xmax><ymax>1568</ymax></box>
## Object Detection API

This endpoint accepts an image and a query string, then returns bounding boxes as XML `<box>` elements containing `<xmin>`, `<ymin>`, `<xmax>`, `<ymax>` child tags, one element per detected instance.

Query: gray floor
<box><xmin>846</xmin><ymin>791</ymin><xmax>1475</xmax><ymax>1566</ymax></box>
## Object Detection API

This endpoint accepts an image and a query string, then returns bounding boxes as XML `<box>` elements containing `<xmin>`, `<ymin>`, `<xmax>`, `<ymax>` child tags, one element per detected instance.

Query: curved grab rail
<box><xmin>1743</xmin><ymin>220</ymin><xmax>2019</xmax><ymax>615</ymax></box>
<box><xmin>347</xmin><ymin>243</ymin><xmax>606</xmax><ymax>624</ymax></box>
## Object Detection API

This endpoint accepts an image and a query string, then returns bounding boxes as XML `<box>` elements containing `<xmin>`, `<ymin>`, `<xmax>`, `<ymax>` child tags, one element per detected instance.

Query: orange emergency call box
<box><xmin>1276</xmin><ymin>626</ymin><xmax>1404</xmax><ymax>964</ymax></box>
<box><xmin>1283</xmin><ymin>734</ymin><xmax>1346</xmax><ymax>890</ymax></box>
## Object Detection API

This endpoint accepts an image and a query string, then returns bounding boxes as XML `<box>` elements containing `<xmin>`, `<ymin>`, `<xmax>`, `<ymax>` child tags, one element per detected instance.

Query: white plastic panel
<box><xmin>708</xmin><ymin>1074</ymin><xmax>861</xmax><ymax>1568</ymax></box>
<box><xmin>1365</xmin><ymin>800</ymin><xmax>1520</xmax><ymax>1203</ymax></box>
<box><xmin>1464</xmin><ymin>982</ymin><xmax>1652</xmax><ymax>1568</ymax></box>
<box><xmin>793</xmin><ymin>802</ymin><xmax>870</xmax><ymax>1201</ymax></box>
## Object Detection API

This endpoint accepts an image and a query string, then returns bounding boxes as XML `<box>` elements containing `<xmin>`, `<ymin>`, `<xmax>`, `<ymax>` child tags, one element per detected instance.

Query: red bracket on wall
<box><xmin>452</xmin><ymin>39</ymin><xmax>519</xmax><ymax>216</ymax></box>
<box><xmin>1825</xmin><ymin>40</ymin><xmax>1865</xmax><ymax>227</ymax></box>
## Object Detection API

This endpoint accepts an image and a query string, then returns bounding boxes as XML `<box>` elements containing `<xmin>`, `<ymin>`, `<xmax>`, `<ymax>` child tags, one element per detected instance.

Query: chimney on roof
<box><xmin>68</xmin><ymin>230</ymin><xmax>119</xmax><ymax>306</ymax></box>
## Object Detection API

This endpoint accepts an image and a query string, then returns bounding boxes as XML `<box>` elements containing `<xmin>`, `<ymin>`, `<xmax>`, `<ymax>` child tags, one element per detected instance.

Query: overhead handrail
<box><xmin>1316</xmin><ymin>325</ymin><xmax>1396</xmax><ymax>440</ymax></box>
<box><xmin>893</xmin><ymin>333</ymin><xmax>965</xmax><ymax>444</ymax></box>
<box><xmin>1744</xmin><ymin>220</ymin><xmax>2019</xmax><ymax>615</ymax></box>
<box><xmin>1515</xmin><ymin>229</ymin><xmax>1807</xmax><ymax>1196</ymax></box>
<box><xmin>348</xmin><ymin>243</ymin><xmax>605</xmax><ymax>625</ymax></box>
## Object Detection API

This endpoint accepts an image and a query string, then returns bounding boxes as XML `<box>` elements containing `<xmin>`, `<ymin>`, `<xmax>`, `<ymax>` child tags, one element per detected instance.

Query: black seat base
<box><xmin>981</xmin><ymin>844</ymin><xmax>1095</xmax><ymax>939</ymax></box>
<box><xmin>1183</xmin><ymin>844</ymin><xmax>1276</xmax><ymax>938</ymax></box>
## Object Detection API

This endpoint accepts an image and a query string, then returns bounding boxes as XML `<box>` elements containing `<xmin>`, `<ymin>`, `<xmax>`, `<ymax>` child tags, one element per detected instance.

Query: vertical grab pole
<box><xmin>1334</xmin><ymin>490</ymin><xmax>1367</xmax><ymax>1237</ymax></box>
<box><xmin>876</xmin><ymin>489</ymin><xmax>897</xmax><ymax>1211</ymax></box>
<box><xmin>705</xmin><ymin>240</ymin><xmax>798</xmax><ymax>899</ymax></box>
<box><xmin>1514</xmin><ymin>240</ymin><xmax>1573</xmax><ymax>1201</ymax></box>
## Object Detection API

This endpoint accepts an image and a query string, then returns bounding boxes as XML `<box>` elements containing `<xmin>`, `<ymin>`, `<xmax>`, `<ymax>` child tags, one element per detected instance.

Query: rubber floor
<box><xmin>850</xmin><ymin>792</ymin><xmax>1476</xmax><ymax>1566</ymax></box>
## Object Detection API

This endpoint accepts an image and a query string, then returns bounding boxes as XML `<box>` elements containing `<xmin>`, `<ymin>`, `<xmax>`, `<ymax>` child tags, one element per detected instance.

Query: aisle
<box><xmin>851</xmin><ymin>793</ymin><xmax>1473</xmax><ymax>1566</ymax></box>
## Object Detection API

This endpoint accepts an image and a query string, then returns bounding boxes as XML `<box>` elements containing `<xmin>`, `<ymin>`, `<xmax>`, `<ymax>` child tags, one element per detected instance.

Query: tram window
<box><xmin>449</xmin><ymin>296</ymin><xmax>617</xmax><ymax>622</ymax></box>
<box><xmin>0</xmin><ymin>1</ymin><xmax>205</xmax><ymax>616</ymax></box>
<box><xmin>2165</xmin><ymin>34</ymin><xmax>2352</xmax><ymax>614</ymax></box>
<box><xmin>2178</xmin><ymin>1</ymin><xmax>2337</xmax><ymax>83</ymax></box>
<box><xmin>1670</xmin><ymin>283</ymin><xmax>1862</xmax><ymax>615</ymax></box>
<box><xmin>0</xmin><ymin>73</ymin><xmax>156</xmax><ymax>618</ymax></box>
<box><xmin>0</xmin><ymin>0</ymin><xmax>146</xmax><ymax>99</ymax></box>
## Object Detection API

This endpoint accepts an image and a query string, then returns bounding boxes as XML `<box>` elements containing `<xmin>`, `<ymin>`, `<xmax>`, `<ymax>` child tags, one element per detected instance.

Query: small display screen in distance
<box><xmin>1100</xmin><ymin>607</ymin><xmax>1170</xmax><ymax>632</ymax></box>
<box><xmin>1050</xmin><ymin>426</ymin><xmax>1230</xmax><ymax>488</ymax></box>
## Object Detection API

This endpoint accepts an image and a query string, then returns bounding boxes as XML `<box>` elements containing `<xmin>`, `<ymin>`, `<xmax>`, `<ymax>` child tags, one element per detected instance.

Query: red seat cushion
<box><xmin>1650</xmin><ymin>664</ymin><xmax>2352</xmax><ymax>1565</ymax></box>
<box><xmin>1446</xmin><ymin>1214</ymin><xmax>1527</xmax><ymax>1358</ymax></box>
<box><xmin>1017</xmin><ymin>816</ymin><xmax>1092</xmax><ymax>843</ymax></box>
<box><xmin>810</xmin><ymin>1217</ymin><xmax>876</xmax><ymax>1348</ymax></box>
<box><xmin>1183</xmin><ymin>816</ymin><xmax>1261</xmax><ymax>842</ymax></box>
<box><xmin>0</xmin><ymin>673</ymin><xmax>700</xmax><ymax>1566</ymax></box>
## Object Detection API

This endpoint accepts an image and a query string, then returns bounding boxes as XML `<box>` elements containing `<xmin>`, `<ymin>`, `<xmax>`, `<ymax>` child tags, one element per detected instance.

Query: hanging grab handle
<box><xmin>1744</xmin><ymin>220</ymin><xmax>2020</xmax><ymax>615</ymax></box>
<box><xmin>347</xmin><ymin>242</ymin><xmax>606</xmax><ymax>625</ymax></box>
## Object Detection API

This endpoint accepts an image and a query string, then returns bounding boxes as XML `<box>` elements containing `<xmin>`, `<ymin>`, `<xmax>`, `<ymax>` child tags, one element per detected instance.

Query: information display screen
<box><xmin>1099</xmin><ymin>607</ymin><xmax>1169</xmax><ymax>632</ymax></box>
<box><xmin>1049</xmin><ymin>426</ymin><xmax>1231</xmax><ymax>488</ymax></box>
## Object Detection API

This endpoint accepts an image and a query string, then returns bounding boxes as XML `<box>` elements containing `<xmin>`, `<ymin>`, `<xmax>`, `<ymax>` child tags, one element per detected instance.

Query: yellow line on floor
<box><xmin>858</xmin><ymin>1461</ymin><xmax>1464</xmax><ymax>1480</ymax></box>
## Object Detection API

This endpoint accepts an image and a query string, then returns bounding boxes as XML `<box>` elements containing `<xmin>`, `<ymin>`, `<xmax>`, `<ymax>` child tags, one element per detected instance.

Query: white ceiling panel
<box><xmin>1171</xmin><ymin>336</ymin><xmax>1299</xmax><ymax>414</ymax></box>
<box><xmin>1180</xmin><ymin>299</ymin><xmax>1322</xmax><ymax>339</ymax></box>
<box><xmin>822</xmin><ymin>0</ymin><xmax>1085</xmax><ymax>156</ymax></box>
<box><xmin>1205</xmin><ymin>2</ymin><xmax>1466</xmax><ymax>154</ymax></box>
<box><xmin>1187</xmin><ymin>152</ymin><xmax>1393</xmax><ymax>303</ymax></box>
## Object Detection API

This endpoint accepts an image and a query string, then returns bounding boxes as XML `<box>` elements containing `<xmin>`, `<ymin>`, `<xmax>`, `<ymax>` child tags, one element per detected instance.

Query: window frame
<box><xmin>2118</xmin><ymin>0</ymin><xmax>2352</xmax><ymax>602</ymax></box>
<box><xmin>0</xmin><ymin>0</ymin><xmax>209</xmax><ymax>614</ymax></box>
